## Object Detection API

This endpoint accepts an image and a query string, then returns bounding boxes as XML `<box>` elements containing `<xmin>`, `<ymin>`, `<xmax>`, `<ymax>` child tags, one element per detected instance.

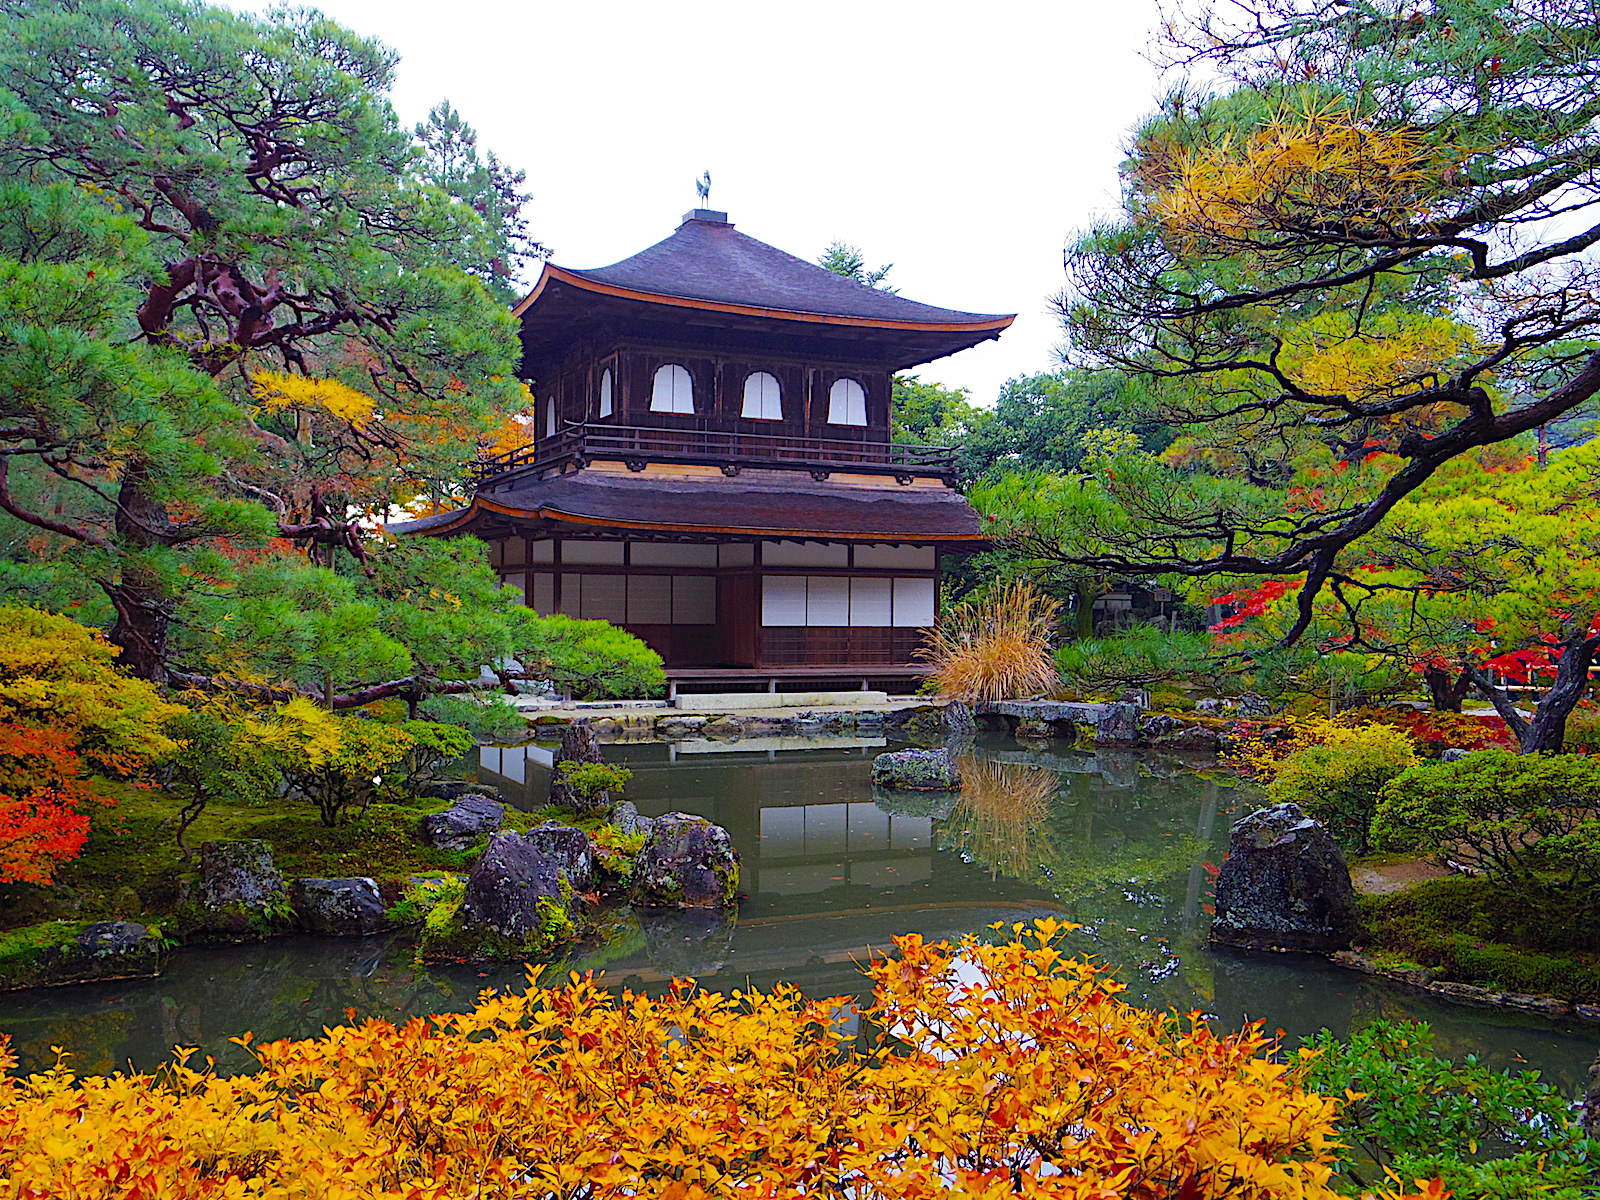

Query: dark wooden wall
<box><xmin>536</xmin><ymin>337</ymin><xmax>893</xmax><ymax>445</ymax></box>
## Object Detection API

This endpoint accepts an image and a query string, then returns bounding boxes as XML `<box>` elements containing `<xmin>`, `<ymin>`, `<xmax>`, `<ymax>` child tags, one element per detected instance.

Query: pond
<box><xmin>1</xmin><ymin>734</ymin><xmax>1595</xmax><ymax>1090</ymax></box>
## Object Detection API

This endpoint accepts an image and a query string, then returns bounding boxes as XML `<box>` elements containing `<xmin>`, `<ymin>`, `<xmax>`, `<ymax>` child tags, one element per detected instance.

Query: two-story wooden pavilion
<box><xmin>392</xmin><ymin>209</ymin><xmax>1013</xmax><ymax>693</ymax></box>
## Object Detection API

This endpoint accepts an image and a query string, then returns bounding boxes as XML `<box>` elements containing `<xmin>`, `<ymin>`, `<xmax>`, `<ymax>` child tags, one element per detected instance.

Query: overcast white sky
<box><xmin>285</xmin><ymin>0</ymin><xmax>1166</xmax><ymax>404</ymax></box>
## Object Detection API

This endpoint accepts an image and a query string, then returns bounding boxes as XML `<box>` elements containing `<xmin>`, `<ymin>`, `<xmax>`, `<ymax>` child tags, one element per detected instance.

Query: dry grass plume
<box><xmin>918</xmin><ymin>580</ymin><xmax>1061</xmax><ymax>703</ymax></box>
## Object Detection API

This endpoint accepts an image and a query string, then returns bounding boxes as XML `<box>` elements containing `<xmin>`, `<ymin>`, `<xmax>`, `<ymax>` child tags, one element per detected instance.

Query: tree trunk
<box><xmin>1522</xmin><ymin>632</ymin><xmax>1600</xmax><ymax>752</ymax></box>
<box><xmin>1423</xmin><ymin>666</ymin><xmax>1473</xmax><ymax>713</ymax></box>
<box><xmin>1073</xmin><ymin>578</ymin><xmax>1098</xmax><ymax>641</ymax></box>
<box><xmin>1469</xmin><ymin>630</ymin><xmax>1600</xmax><ymax>754</ymax></box>
<box><xmin>106</xmin><ymin>463</ymin><xmax>177</xmax><ymax>683</ymax></box>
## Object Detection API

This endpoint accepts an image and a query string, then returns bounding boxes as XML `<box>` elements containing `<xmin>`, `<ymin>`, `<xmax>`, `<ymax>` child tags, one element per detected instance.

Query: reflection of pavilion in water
<box><xmin>477</xmin><ymin>739</ymin><xmax>936</xmax><ymax>900</ymax></box>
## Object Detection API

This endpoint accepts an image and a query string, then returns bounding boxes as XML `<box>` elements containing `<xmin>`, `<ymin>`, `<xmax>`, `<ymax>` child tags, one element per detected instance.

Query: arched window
<box><xmin>650</xmin><ymin>364</ymin><xmax>695</xmax><ymax>414</ymax></box>
<box><xmin>827</xmin><ymin>377</ymin><xmax>867</xmax><ymax>426</ymax></box>
<box><xmin>545</xmin><ymin>398</ymin><xmax>557</xmax><ymax>438</ymax></box>
<box><xmin>598</xmin><ymin>368</ymin><xmax>614</xmax><ymax>418</ymax></box>
<box><xmin>741</xmin><ymin>371</ymin><xmax>782</xmax><ymax>420</ymax></box>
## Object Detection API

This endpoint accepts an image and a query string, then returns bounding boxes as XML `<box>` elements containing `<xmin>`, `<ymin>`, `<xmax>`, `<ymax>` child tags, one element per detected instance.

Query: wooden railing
<box><xmin>471</xmin><ymin>423</ymin><xmax>958</xmax><ymax>485</ymax></box>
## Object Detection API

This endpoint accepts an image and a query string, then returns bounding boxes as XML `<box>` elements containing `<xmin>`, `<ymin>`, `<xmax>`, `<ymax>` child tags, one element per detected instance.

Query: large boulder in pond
<box><xmin>74</xmin><ymin>920</ymin><xmax>162</xmax><ymax>973</ymax></box>
<box><xmin>1210</xmin><ymin>803</ymin><xmax>1359</xmax><ymax>953</ymax></box>
<box><xmin>292</xmin><ymin>877</ymin><xmax>393</xmax><ymax>936</ymax></box>
<box><xmin>420</xmin><ymin>793</ymin><xmax>505</xmax><ymax>851</ymax></box>
<box><xmin>549</xmin><ymin>719</ymin><xmax>607</xmax><ymax>811</ymax></box>
<box><xmin>872</xmin><ymin>747</ymin><xmax>962</xmax><ymax>791</ymax></box>
<box><xmin>0</xmin><ymin>921</ymin><xmax>165</xmax><ymax>991</ymax></box>
<box><xmin>460</xmin><ymin>831</ymin><xmax>569</xmax><ymax>938</ymax></box>
<box><xmin>521</xmin><ymin>822</ymin><xmax>594</xmax><ymax>894</ymax></box>
<box><xmin>418</xmin><ymin>832</ymin><xmax>581</xmax><ymax>961</ymax></box>
<box><xmin>460</xmin><ymin>838</ymin><xmax>566</xmax><ymax>940</ymax></box>
<box><xmin>629</xmin><ymin>813</ymin><xmax>740</xmax><ymax>908</ymax></box>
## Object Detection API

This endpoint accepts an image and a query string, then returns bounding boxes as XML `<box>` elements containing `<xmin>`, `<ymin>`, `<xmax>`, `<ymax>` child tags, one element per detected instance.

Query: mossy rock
<box><xmin>628</xmin><ymin>813</ymin><xmax>740</xmax><ymax>909</ymax></box>
<box><xmin>0</xmin><ymin>920</ymin><xmax>164</xmax><ymax>991</ymax></box>
<box><xmin>871</xmin><ymin>748</ymin><xmax>962</xmax><ymax>791</ymax></box>
<box><xmin>414</xmin><ymin>875</ymin><xmax>577</xmax><ymax>962</ymax></box>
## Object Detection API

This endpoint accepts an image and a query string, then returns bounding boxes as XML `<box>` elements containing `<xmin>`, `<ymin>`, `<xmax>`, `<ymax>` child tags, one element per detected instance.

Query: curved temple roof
<box><xmin>514</xmin><ymin>215</ymin><xmax>1014</xmax><ymax>335</ymax></box>
<box><xmin>389</xmin><ymin>468</ymin><xmax>987</xmax><ymax>542</ymax></box>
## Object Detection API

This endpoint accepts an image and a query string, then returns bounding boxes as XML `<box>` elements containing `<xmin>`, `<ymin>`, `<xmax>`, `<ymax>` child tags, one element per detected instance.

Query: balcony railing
<box><xmin>471</xmin><ymin>423</ymin><xmax>959</xmax><ymax>486</ymax></box>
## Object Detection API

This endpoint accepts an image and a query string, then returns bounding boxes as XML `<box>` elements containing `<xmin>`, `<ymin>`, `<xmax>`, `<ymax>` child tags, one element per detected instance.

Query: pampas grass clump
<box><xmin>918</xmin><ymin>581</ymin><xmax>1061</xmax><ymax>703</ymax></box>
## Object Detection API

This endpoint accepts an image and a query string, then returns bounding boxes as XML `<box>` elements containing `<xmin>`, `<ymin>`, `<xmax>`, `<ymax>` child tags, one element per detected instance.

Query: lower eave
<box><xmin>387</xmin><ymin>466</ymin><xmax>990</xmax><ymax>543</ymax></box>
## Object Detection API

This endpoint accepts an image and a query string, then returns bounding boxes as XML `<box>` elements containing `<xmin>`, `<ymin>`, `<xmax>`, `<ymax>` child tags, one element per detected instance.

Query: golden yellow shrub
<box><xmin>0</xmin><ymin>923</ymin><xmax>1433</xmax><ymax>1199</ymax></box>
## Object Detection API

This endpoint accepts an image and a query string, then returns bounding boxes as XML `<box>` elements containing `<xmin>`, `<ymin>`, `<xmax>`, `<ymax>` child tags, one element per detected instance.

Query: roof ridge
<box><xmin>552</xmin><ymin>218</ymin><xmax>1011</xmax><ymax>327</ymax></box>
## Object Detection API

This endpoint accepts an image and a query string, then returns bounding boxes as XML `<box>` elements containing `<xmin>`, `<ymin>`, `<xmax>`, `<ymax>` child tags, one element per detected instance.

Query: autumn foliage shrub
<box><xmin>0</xmin><ymin>607</ymin><xmax>181</xmax><ymax>883</ymax></box>
<box><xmin>0</xmin><ymin>724</ymin><xmax>108</xmax><ymax>885</ymax></box>
<box><xmin>0</xmin><ymin>921</ymin><xmax>1440</xmax><ymax>1199</ymax></box>
<box><xmin>1338</xmin><ymin>706</ymin><xmax>1514</xmax><ymax>754</ymax></box>
<box><xmin>0</xmin><ymin>605</ymin><xmax>181</xmax><ymax>775</ymax></box>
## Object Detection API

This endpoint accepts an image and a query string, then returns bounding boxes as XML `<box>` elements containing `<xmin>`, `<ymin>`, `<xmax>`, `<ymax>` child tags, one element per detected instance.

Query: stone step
<box><xmin>673</xmin><ymin>690</ymin><xmax>890</xmax><ymax>711</ymax></box>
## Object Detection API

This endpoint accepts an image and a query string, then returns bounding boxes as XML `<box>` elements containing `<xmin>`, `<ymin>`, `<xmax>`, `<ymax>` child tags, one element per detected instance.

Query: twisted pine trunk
<box><xmin>1469</xmin><ymin>628</ymin><xmax>1600</xmax><ymax>754</ymax></box>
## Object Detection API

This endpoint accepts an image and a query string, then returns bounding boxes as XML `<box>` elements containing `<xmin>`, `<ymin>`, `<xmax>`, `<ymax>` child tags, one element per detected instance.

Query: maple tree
<box><xmin>0</xmin><ymin>605</ymin><xmax>182</xmax><ymax>773</ymax></box>
<box><xmin>1206</xmin><ymin>441</ymin><xmax>1600</xmax><ymax>752</ymax></box>
<box><xmin>0</xmin><ymin>724</ymin><xmax>105</xmax><ymax>886</ymax></box>
<box><xmin>1015</xmin><ymin>0</ymin><xmax>1600</xmax><ymax>647</ymax></box>
<box><xmin>0</xmin><ymin>605</ymin><xmax>185</xmax><ymax>882</ymax></box>
<box><xmin>0</xmin><ymin>920</ymin><xmax>1448</xmax><ymax>1198</ymax></box>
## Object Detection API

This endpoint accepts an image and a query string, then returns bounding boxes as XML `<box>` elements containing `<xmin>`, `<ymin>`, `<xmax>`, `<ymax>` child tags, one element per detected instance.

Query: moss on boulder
<box><xmin>0</xmin><ymin>919</ymin><xmax>164</xmax><ymax>990</ymax></box>
<box><xmin>871</xmin><ymin>748</ymin><xmax>962</xmax><ymax>791</ymax></box>
<box><xmin>628</xmin><ymin>813</ymin><xmax>740</xmax><ymax>909</ymax></box>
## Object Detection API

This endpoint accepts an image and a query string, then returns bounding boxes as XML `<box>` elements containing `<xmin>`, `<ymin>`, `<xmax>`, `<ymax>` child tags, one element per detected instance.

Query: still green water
<box><xmin>1</xmin><ymin>735</ymin><xmax>1595</xmax><ymax>1092</ymax></box>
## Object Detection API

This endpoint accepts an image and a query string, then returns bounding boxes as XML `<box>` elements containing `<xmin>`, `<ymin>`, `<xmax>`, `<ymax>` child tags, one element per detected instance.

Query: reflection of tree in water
<box><xmin>10</xmin><ymin>1007</ymin><xmax>137</xmax><ymax>1076</ymax></box>
<box><xmin>936</xmin><ymin>754</ymin><xmax>1231</xmax><ymax>1015</ymax></box>
<box><xmin>940</xmin><ymin>757</ymin><xmax>1058</xmax><ymax>881</ymax></box>
<box><xmin>941</xmin><ymin>756</ymin><xmax>1209</xmax><ymax>905</ymax></box>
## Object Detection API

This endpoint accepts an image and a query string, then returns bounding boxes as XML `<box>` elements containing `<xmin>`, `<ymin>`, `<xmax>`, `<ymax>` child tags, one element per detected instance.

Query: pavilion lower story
<box><xmin>390</xmin><ymin>461</ymin><xmax>987</xmax><ymax>679</ymax></box>
<box><xmin>487</xmin><ymin>533</ymin><xmax>943</xmax><ymax>672</ymax></box>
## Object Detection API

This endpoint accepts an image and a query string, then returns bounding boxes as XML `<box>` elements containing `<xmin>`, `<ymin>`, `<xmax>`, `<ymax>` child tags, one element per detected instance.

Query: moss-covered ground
<box><xmin>0</xmin><ymin>783</ymin><xmax>652</xmax><ymax>983</ymax></box>
<box><xmin>1358</xmin><ymin>874</ymin><xmax>1600</xmax><ymax>1003</ymax></box>
<box><xmin>0</xmin><ymin>782</ymin><xmax>475</xmax><ymax>932</ymax></box>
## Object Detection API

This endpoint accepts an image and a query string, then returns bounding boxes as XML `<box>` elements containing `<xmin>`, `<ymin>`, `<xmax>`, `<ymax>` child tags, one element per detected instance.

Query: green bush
<box><xmin>1563</xmin><ymin>704</ymin><xmax>1600</xmax><ymax>753</ymax></box>
<box><xmin>556</xmin><ymin>761</ymin><xmax>633</xmax><ymax>806</ymax></box>
<box><xmin>1358</xmin><ymin>874</ymin><xmax>1600</xmax><ymax>1000</ymax></box>
<box><xmin>397</xmin><ymin>720</ymin><xmax>477</xmax><ymax>791</ymax></box>
<box><xmin>1372</xmin><ymin>750</ymin><xmax>1600</xmax><ymax>896</ymax></box>
<box><xmin>1265</xmin><ymin>722</ymin><xmax>1418</xmax><ymax>853</ymax></box>
<box><xmin>1300</xmin><ymin>1019</ymin><xmax>1600</xmax><ymax>1198</ymax></box>
<box><xmin>528</xmin><ymin>614</ymin><xmax>665</xmax><ymax>700</ymax></box>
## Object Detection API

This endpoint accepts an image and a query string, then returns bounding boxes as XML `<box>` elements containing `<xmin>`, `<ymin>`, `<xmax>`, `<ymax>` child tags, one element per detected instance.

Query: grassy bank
<box><xmin>1358</xmin><ymin>875</ymin><xmax>1600</xmax><ymax>1003</ymax></box>
<box><xmin>0</xmin><ymin>782</ymin><xmax>514</xmax><ymax>932</ymax></box>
